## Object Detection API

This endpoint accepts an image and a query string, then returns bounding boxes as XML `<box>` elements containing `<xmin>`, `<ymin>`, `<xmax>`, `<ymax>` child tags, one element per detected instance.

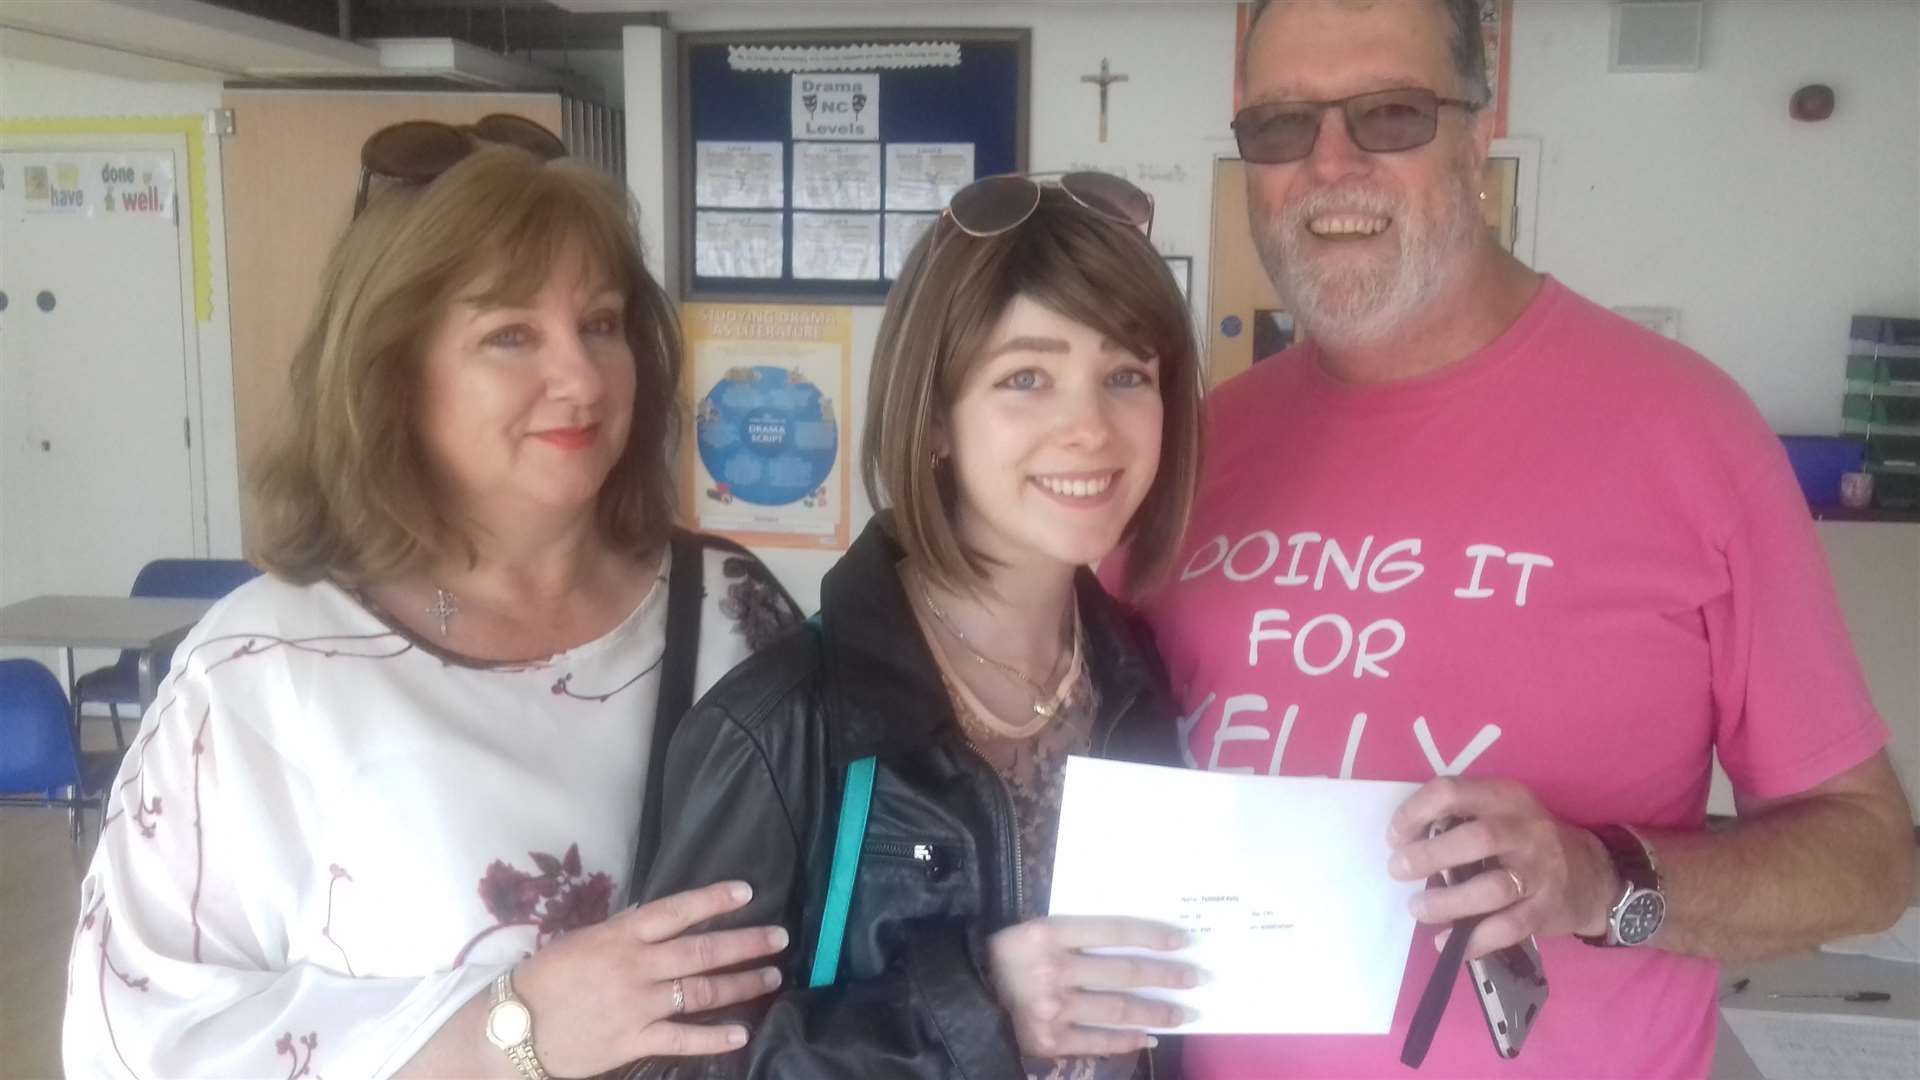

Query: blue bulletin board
<box><xmin>677</xmin><ymin>29</ymin><xmax>1030</xmax><ymax>304</ymax></box>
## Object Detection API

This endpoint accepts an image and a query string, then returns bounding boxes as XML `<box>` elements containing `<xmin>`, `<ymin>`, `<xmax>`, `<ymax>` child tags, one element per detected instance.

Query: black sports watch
<box><xmin>1579</xmin><ymin>824</ymin><xmax>1665</xmax><ymax>947</ymax></box>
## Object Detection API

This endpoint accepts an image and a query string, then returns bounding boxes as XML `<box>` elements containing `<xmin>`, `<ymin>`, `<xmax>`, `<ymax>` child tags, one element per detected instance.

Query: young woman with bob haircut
<box><xmin>637</xmin><ymin>172</ymin><xmax>1206</xmax><ymax>1080</ymax></box>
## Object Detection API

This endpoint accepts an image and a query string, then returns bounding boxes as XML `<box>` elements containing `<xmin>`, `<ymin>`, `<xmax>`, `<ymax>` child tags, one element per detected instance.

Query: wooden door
<box><xmin>220</xmin><ymin>91</ymin><xmax>563</xmax><ymax>547</ymax></box>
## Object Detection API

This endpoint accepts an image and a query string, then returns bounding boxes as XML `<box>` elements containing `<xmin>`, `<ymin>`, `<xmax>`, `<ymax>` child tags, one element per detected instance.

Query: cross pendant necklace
<box><xmin>427</xmin><ymin>588</ymin><xmax>460</xmax><ymax>637</ymax></box>
<box><xmin>1080</xmin><ymin>57</ymin><xmax>1128</xmax><ymax>143</ymax></box>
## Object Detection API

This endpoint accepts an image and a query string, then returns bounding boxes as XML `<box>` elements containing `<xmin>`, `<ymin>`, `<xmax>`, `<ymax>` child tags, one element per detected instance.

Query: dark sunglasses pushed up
<box><xmin>1232</xmin><ymin>88</ymin><xmax>1480</xmax><ymax>165</ymax></box>
<box><xmin>353</xmin><ymin>113</ymin><xmax>565</xmax><ymax>217</ymax></box>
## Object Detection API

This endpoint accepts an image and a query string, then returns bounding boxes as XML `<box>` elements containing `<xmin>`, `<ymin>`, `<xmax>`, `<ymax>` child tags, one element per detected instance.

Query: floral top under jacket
<box><xmin>63</xmin><ymin>544</ymin><xmax>797</xmax><ymax>1080</ymax></box>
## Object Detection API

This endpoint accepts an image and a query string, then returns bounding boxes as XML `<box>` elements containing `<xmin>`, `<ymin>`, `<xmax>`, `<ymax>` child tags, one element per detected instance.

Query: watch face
<box><xmin>487</xmin><ymin>1000</ymin><xmax>532</xmax><ymax>1047</ymax></box>
<box><xmin>1617</xmin><ymin>890</ymin><xmax>1666</xmax><ymax>946</ymax></box>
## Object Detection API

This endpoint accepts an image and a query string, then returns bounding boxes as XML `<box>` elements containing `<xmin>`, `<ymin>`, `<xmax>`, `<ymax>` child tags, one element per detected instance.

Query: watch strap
<box><xmin>1579</xmin><ymin>825</ymin><xmax>1660</xmax><ymax>946</ymax></box>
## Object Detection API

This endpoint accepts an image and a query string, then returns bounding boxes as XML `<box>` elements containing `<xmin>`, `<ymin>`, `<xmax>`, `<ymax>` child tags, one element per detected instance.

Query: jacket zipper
<box><xmin>961</xmin><ymin>736</ymin><xmax>1025</xmax><ymax>919</ymax></box>
<box><xmin>964</xmin><ymin>687</ymin><xmax>1145</xmax><ymax>922</ymax></box>
<box><xmin>863</xmin><ymin>839</ymin><xmax>953</xmax><ymax>880</ymax></box>
<box><xmin>1096</xmin><ymin>687</ymin><xmax>1140</xmax><ymax>758</ymax></box>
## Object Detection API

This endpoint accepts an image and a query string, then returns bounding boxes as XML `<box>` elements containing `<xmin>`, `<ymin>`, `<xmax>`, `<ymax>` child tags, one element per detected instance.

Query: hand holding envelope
<box><xmin>985</xmin><ymin>915</ymin><xmax>1198</xmax><ymax>1057</ymax></box>
<box><xmin>1048</xmin><ymin>757</ymin><xmax>1425</xmax><ymax>1035</ymax></box>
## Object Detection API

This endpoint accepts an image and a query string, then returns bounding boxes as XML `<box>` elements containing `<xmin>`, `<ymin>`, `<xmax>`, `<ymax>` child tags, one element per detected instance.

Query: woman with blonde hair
<box><xmin>637</xmin><ymin>173</ymin><xmax>1206</xmax><ymax>1079</ymax></box>
<box><xmin>64</xmin><ymin>117</ymin><xmax>798</xmax><ymax>1079</ymax></box>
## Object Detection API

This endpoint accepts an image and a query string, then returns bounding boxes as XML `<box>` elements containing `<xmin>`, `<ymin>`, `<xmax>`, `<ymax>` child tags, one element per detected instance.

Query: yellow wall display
<box><xmin>0</xmin><ymin>116</ymin><xmax>214</xmax><ymax>321</ymax></box>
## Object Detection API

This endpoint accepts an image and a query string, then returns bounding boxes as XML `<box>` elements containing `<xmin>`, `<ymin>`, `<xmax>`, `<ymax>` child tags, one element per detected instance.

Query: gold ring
<box><xmin>671</xmin><ymin>977</ymin><xmax>687</xmax><ymax>1015</ymax></box>
<box><xmin>1503</xmin><ymin>867</ymin><xmax>1527</xmax><ymax>901</ymax></box>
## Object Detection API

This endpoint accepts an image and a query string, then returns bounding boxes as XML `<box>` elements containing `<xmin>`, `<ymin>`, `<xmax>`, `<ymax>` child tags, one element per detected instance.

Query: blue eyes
<box><xmin>481</xmin><ymin>313</ymin><xmax>621</xmax><ymax>350</ymax></box>
<box><xmin>994</xmin><ymin>367</ymin><xmax>1156</xmax><ymax>391</ymax></box>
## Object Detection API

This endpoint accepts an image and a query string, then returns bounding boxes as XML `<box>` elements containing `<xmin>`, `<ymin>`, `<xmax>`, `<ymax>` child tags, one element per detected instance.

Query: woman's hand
<box><xmin>512</xmin><ymin>880</ymin><xmax>789</xmax><ymax>1076</ymax></box>
<box><xmin>985</xmin><ymin>916</ymin><xmax>1198</xmax><ymax>1059</ymax></box>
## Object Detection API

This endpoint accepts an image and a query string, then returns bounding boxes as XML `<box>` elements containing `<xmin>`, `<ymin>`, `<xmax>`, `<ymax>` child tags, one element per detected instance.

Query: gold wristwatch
<box><xmin>485</xmin><ymin>970</ymin><xmax>551</xmax><ymax>1080</ymax></box>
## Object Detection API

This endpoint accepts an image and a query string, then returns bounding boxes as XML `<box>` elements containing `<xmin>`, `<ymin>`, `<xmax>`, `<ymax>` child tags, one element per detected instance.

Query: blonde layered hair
<box><xmin>861</xmin><ymin>187</ymin><xmax>1204</xmax><ymax>599</ymax></box>
<box><xmin>251</xmin><ymin>146</ymin><xmax>682</xmax><ymax>585</ymax></box>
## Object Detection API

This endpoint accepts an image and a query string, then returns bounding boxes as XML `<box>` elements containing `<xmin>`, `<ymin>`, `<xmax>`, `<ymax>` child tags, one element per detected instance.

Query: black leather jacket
<box><xmin>630</xmin><ymin>517</ymin><xmax>1185</xmax><ymax>1080</ymax></box>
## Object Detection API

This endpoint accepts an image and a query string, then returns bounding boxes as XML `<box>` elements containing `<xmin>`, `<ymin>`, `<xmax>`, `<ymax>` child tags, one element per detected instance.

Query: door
<box><xmin>0</xmin><ymin>137</ymin><xmax>201</xmax><ymax>615</ymax></box>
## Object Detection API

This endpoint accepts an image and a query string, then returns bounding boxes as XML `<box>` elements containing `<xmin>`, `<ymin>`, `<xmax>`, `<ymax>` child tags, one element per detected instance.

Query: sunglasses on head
<box><xmin>1232</xmin><ymin>88</ymin><xmax>1479</xmax><ymax>165</ymax></box>
<box><xmin>353</xmin><ymin>113</ymin><xmax>566</xmax><ymax>217</ymax></box>
<box><xmin>940</xmin><ymin>171</ymin><xmax>1155</xmax><ymax>240</ymax></box>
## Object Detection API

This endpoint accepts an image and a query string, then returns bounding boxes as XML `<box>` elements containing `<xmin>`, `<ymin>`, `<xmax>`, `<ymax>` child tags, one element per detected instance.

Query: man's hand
<box><xmin>1387</xmin><ymin>778</ymin><xmax>1620</xmax><ymax>959</ymax></box>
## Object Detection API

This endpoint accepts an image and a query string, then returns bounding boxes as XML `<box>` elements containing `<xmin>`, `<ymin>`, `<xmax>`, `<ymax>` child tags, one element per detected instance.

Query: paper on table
<box><xmin>694</xmin><ymin>142</ymin><xmax>784</xmax><ymax>209</ymax></box>
<box><xmin>883</xmin><ymin>212</ymin><xmax>938</xmax><ymax>280</ymax></box>
<box><xmin>1722</xmin><ymin>1009</ymin><xmax>1920</xmax><ymax>1080</ymax></box>
<box><xmin>791</xmin><ymin>213</ymin><xmax>879</xmax><ymax>281</ymax></box>
<box><xmin>793</xmin><ymin>142</ymin><xmax>881</xmax><ymax>211</ymax></box>
<box><xmin>1048</xmin><ymin>756</ymin><xmax>1423</xmax><ymax>1035</ymax></box>
<box><xmin>694</xmin><ymin>211</ymin><xmax>784</xmax><ymax>279</ymax></box>
<box><xmin>1821</xmin><ymin>906</ymin><xmax>1920</xmax><ymax>964</ymax></box>
<box><xmin>885</xmin><ymin>143</ymin><xmax>974</xmax><ymax>211</ymax></box>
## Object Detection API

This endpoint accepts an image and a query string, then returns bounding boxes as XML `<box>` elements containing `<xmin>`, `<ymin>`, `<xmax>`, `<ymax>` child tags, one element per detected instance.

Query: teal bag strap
<box><xmin>802</xmin><ymin>610</ymin><xmax>875</xmax><ymax>989</ymax></box>
<box><xmin>808</xmin><ymin>754</ymin><xmax>876</xmax><ymax>988</ymax></box>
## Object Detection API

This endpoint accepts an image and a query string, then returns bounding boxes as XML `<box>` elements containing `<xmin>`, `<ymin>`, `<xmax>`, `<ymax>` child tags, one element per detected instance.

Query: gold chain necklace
<box><xmin>917</xmin><ymin>581</ymin><xmax>1078</xmax><ymax>728</ymax></box>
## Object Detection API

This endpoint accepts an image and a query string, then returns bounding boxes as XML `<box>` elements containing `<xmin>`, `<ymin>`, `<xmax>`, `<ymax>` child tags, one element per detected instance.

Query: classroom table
<box><xmin>0</xmin><ymin>594</ymin><xmax>215</xmax><ymax>712</ymax></box>
<box><xmin>1711</xmin><ymin>871</ymin><xmax>1920</xmax><ymax>1078</ymax></box>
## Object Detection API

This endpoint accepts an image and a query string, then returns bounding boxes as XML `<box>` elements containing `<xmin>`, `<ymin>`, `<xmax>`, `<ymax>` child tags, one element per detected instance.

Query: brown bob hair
<box><xmin>861</xmin><ymin>186</ymin><xmax>1204</xmax><ymax>599</ymax></box>
<box><xmin>250</xmin><ymin>145</ymin><xmax>683</xmax><ymax>586</ymax></box>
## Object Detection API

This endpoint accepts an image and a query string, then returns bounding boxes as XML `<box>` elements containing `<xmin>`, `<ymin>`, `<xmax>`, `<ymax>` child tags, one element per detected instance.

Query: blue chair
<box><xmin>0</xmin><ymin>658</ymin><xmax>121</xmax><ymax>847</ymax></box>
<box><xmin>73</xmin><ymin>558</ymin><xmax>259</xmax><ymax>746</ymax></box>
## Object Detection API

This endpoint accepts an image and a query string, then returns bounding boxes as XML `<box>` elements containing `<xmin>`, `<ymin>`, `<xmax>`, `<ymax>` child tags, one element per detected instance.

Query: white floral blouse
<box><xmin>63</xmin><ymin>543</ymin><xmax>797</xmax><ymax>1079</ymax></box>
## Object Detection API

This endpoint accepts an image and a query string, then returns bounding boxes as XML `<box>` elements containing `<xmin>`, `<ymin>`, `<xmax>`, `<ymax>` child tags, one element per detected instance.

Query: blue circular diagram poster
<box><xmin>683</xmin><ymin>303</ymin><xmax>851</xmax><ymax>549</ymax></box>
<box><xmin>696</xmin><ymin>365</ymin><xmax>837</xmax><ymax>507</ymax></box>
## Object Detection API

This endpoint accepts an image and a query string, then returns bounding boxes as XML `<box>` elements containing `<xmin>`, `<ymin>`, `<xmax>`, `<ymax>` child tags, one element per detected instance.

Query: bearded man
<box><xmin>1116</xmin><ymin>1</ymin><xmax>1914</xmax><ymax>1076</ymax></box>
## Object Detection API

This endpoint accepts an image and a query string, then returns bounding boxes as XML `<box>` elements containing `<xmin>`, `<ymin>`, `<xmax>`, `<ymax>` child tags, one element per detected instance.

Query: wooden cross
<box><xmin>1081</xmin><ymin>58</ymin><xmax>1128</xmax><ymax>143</ymax></box>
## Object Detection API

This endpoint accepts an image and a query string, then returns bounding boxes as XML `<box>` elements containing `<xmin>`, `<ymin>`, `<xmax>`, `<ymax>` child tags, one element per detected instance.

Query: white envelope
<box><xmin>1048</xmin><ymin>756</ymin><xmax>1423</xmax><ymax>1035</ymax></box>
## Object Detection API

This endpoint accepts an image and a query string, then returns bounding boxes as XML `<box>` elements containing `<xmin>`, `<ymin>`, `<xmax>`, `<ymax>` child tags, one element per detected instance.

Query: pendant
<box><xmin>427</xmin><ymin>588</ymin><xmax>460</xmax><ymax>637</ymax></box>
<box><xmin>1032</xmin><ymin>700</ymin><xmax>1057</xmax><ymax>721</ymax></box>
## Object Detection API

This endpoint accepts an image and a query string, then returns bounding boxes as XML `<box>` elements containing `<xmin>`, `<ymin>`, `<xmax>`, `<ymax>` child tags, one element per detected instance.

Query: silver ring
<box><xmin>671</xmin><ymin>977</ymin><xmax>687</xmax><ymax>1015</ymax></box>
<box><xmin>1503</xmin><ymin>867</ymin><xmax>1527</xmax><ymax>901</ymax></box>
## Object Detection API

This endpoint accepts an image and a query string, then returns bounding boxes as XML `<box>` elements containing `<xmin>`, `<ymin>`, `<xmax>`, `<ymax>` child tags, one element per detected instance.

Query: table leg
<box><xmin>60</xmin><ymin>645</ymin><xmax>80</xmax><ymax>737</ymax></box>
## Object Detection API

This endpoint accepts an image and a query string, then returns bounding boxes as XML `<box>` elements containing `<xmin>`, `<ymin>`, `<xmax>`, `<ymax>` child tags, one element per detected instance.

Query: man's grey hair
<box><xmin>1244</xmin><ymin>0</ymin><xmax>1492</xmax><ymax>106</ymax></box>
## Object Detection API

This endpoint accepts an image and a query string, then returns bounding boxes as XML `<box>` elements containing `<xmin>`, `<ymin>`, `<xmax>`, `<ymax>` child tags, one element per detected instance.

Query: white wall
<box><xmin>626</xmin><ymin>2</ymin><xmax>1238</xmax><ymax>610</ymax></box>
<box><xmin>1508</xmin><ymin>0</ymin><xmax>1920</xmax><ymax>435</ymax></box>
<box><xmin>0</xmin><ymin>54</ymin><xmax>245</xmax><ymax>560</ymax></box>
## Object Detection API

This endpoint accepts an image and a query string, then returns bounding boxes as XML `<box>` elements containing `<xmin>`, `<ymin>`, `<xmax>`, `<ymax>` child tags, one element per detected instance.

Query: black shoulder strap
<box><xmin>631</xmin><ymin>528</ymin><xmax>707</xmax><ymax>895</ymax></box>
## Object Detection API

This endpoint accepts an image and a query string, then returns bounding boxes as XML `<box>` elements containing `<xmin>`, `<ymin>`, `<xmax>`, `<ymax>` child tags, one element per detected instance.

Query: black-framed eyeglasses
<box><xmin>353</xmin><ymin>113</ymin><xmax>566</xmax><ymax>217</ymax></box>
<box><xmin>942</xmin><ymin>171</ymin><xmax>1155</xmax><ymax>240</ymax></box>
<box><xmin>1232</xmin><ymin>88</ymin><xmax>1479</xmax><ymax>165</ymax></box>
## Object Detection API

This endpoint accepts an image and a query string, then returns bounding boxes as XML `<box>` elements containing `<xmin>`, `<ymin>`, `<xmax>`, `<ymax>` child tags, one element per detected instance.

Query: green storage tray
<box><xmin>1846</xmin><ymin>353</ymin><xmax>1920</xmax><ymax>392</ymax></box>
<box><xmin>1843</xmin><ymin>393</ymin><xmax>1920</xmax><ymax>435</ymax></box>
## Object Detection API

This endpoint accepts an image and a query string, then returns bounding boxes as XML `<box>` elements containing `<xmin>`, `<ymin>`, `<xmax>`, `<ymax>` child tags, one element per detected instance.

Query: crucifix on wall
<box><xmin>1081</xmin><ymin>58</ymin><xmax>1128</xmax><ymax>143</ymax></box>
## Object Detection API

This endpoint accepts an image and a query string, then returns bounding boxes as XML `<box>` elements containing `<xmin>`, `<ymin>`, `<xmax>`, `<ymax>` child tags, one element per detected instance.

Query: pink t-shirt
<box><xmin>1121</xmin><ymin>278</ymin><xmax>1887</xmax><ymax>1079</ymax></box>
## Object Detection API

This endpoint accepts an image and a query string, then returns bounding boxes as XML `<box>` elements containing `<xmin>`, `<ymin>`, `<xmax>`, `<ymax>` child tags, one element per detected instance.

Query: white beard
<box><xmin>1251</xmin><ymin>149</ymin><xmax>1484</xmax><ymax>350</ymax></box>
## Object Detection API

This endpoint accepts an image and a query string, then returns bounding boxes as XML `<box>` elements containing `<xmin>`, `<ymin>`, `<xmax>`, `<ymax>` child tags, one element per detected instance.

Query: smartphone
<box><xmin>1426</xmin><ymin>816</ymin><xmax>1550</xmax><ymax>1059</ymax></box>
